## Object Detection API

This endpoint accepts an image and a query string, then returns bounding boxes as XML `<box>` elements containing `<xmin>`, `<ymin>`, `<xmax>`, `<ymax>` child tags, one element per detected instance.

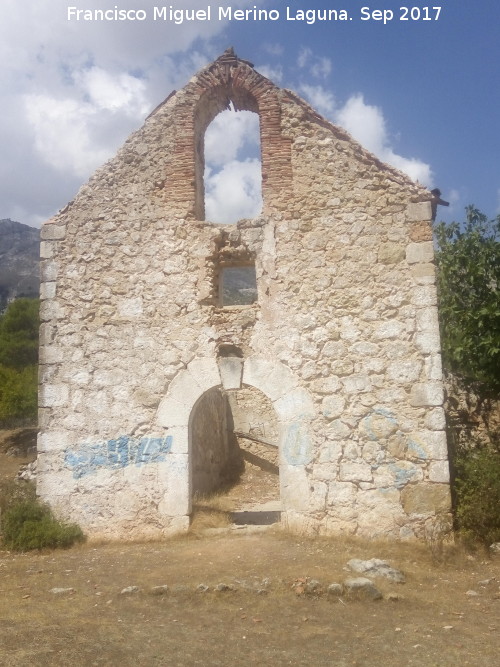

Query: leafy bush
<box><xmin>1</xmin><ymin>499</ymin><xmax>84</xmax><ymax>552</ymax></box>
<box><xmin>434</xmin><ymin>207</ymin><xmax>500</xmax><ymax>390</ymax></box>
<box><xmin>0</xmin><ymin>479</ymin><xmax>36</xmax><ymax>514</ymax></box>
<box><xmin>453</xmin><ymin>445</ymin><xmax>500</xmax><ymax>546</ymax></box>
<box><xmin>0</xmin><ymin>364</ymin><xmax>38</xmax><ymax>423</ymax></box>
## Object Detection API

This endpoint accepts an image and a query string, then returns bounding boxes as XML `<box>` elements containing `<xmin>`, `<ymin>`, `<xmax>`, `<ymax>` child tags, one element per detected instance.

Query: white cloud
<box><xmin>335</xmin><ymin>94</ymin><xmax>386</xmax><ymax>154</ymax></box>
<box><xmin>0</xmin><ymin>4</ymin><xmax>435</xmax><ymax>225</ymax></box>
<box><xmin>22</xmin><ymin>66</ymin><xmax>153</xmax><ymax>179</ymax></box>
<box><xmin>383</xmin><ymin>151</ymin><xmax>432</xmax><ymax>186</ymax></box>
<box><xmin>298</xmin><ymin>87</ymin><xmax>433</xmax><ymax>187</ymax></box>
<box><xmin>24</xmin><ymin>95</ymin><xmax>113</xmax><ymax>177</ymax></box>
<box><xmin>336</xmin><ymin>94</ymin><xmax>432</xmax><ymax>185</ymax></box>
<box><xmin>204</xmin><ymin>108</ymin><xmax>262</xmax><ymax>222</ymax></box>
<box><xmin>256</xmin><ymin>63</ymin><xmax>284</xmax><ymax>83</ymax></box>
<box><xmin>297</xmin><ymin>47</ymin><xmax>312</xmax><ymax>69</ymax></box>
<box><xmin>76</xmin><ymin>67</ymin><xmax>150</xmax><ymax>114</ymax></box>
<box><xmin>296</xmin><ymin>47</ymin><xmax>331</xmax><ymax>79</ymax></box>
<box><xmin>0</xmin><ymin>0</ymin><xmax>258</xmax><ymax>224</ymax></box>
<box><xmin>205</xmin><ymin>109</ymin><xmax>260</xmax><ymax>167</ymax></box>
<box><xmin>298</xmin><ymin>84</ymin><xmax>336</xmax><ymax>117</ymax></box>
<box><xmin>205</xmin><ymin>159</ymin><xmax>262</xmax><ymax>223</ymax></box>
<box><xmin>311</xmin><ymin>57</ymin><xmax>332</xmax><ymax>79</ymax></box>
<box><xmin>0</xmin><ymin>1</ymin><xmax>234</xmax><ymax>74</ymax></box>
<box><xmin>263</xmin><ymin>42</ymin><xmax>284</xmax><ymax>56</ymax></box>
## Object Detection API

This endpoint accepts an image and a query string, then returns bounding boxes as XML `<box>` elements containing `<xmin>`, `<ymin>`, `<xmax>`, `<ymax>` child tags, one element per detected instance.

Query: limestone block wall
<box><xmin>228</xmin><ymin>386</ymin><xmax>279</xmax><ymax>444</ymax></box>
<box><xmin>228</xmin><ymin>386</ymin><xmax>280</xmax><ymax>470</ymax></box>
<box><xmin>38</xmin><ymin>50</ymin><xmax>451</xmax><ymax>540</ymax></box>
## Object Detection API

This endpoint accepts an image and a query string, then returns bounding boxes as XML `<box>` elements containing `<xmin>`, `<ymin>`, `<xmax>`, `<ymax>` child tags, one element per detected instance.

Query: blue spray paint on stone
<box><xmin>406</xmin><ymin>437</ymin><xmax>428</xmax><ymax>460</ymax></box>
<box><xmin>65</xmin><ymin>435</ymin><xmax>173</xmax><ymax>479</ymax></box>
<box><xmin>388</xmin><ymin>463</ymin><xmax>420</xmax><ymax>488</ymax></box>
<box><xmin>361</xmin><ymin>408</ymin><xmax>398</xmax><ymax>441</ymax></box>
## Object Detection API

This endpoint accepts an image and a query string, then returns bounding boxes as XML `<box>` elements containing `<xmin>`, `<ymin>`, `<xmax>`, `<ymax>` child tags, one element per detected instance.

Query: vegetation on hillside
<box><xmin>0</xmin><ymin>218</ymin><xmax>40</xmax><ymax>312</ymax></box>
<box><xmin>453</xmin><ymin>443</ymin><xmax>500</xmax><ymax>546</ymax></box>
<box><xmin>0</xmin><ymin>297</ymin><xmax>39</xmax><ymax>424</ymax></box>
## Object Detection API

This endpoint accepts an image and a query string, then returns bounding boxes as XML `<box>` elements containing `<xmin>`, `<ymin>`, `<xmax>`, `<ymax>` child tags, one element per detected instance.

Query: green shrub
<box><xmin>0</xmin><ymin>298</ymin><xmax>39</xmax><ymax>369</ymax></box>
<box><xmin>0</xmin><ymin>479</ymin><xmax>36</xmax><ymax>514</ymax></box>
<box><xmin>435</xmin><ymin>207</ymin><xmax>500</xmax><ymax>390</ymax></box>
<box><xmin>454</xmin><ymin>446</ymin><xmax>500</xmax><ymax>546</ymax></box>
<box><xmin>1</xmin><ymin>499</ymin><xmax>85</xmax><ymax>552</ymax></box>
<box><xmin>0</xmin><ymin>364</ymin><xmax>38</xmax><ymax>423</ymax></box>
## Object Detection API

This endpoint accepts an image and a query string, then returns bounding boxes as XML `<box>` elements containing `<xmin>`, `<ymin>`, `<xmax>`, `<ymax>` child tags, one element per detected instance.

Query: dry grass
<box><xmin>0</xmin><ymin>529</ymin><xmax>499</xmax><ymax>666</ymax></box>
<box><xmin>1</xmin><ymin>433</ymin><xmax>499</xmax><ymax>665</ymax></box>
<box><xmin>190</xmin><ymin>492</ymin><xmax>233</xmax><ymax>533</ymax></box>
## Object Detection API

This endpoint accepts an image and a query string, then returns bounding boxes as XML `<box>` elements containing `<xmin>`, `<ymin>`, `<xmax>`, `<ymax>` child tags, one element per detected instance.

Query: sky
<box><xmin>1</xmin><ymin>0</ymin><xmax>499</xmax><ymax>227</ymax></box>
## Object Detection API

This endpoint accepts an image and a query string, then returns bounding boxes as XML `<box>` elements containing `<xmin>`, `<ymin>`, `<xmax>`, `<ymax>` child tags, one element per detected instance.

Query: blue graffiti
<box><xmin>65</xmin><ymin>435</ymin><xmax>173</xmax><ymax>479</ymax></box>
<box><xmin>388</xmin><ymin>463</ymin><xmax>420</xmax><ymax>488</ymax></box>
<box><xmin>406</xmin><ymin>437</ymin><xmax>428</xmax><ymax>460</ymax></box>
<box><xmin>361</xmin><ymin>408</ymin><xmax>398</xmax><ymax>441</ymax></box>
<box><xmin>371</xmin><ymin>463</ymin><xmax>420</xmax><ymax>490</ymax></box>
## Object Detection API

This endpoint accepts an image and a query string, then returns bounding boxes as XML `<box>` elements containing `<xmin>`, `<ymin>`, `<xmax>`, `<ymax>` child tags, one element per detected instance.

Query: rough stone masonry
<box><xmin>37</xmin><ymin>49</ymin><xmax>451</xmax><ymax>540</ymax></box>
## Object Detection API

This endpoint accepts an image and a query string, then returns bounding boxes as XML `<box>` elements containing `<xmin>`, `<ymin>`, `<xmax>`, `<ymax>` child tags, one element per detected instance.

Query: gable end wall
<box><xmin>37</xmin><ymin>52</ymin><xmax>450</xmax><ymax>541</ymax></box>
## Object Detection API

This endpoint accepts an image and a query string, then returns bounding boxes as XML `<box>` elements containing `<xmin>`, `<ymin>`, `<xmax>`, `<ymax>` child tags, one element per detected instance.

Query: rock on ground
<box><xmin>343</xmin><ymin>577</ymin><xmax>383</xmax><ymax>601</ymax></box>
<box><xmin>346</xmin><ymin>558</ymin><xmax>405</xmax><ymax>583</ymax></box>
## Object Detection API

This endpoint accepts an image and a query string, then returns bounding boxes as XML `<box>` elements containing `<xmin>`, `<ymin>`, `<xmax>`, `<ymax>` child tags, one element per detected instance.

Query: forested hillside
<box><xmin>0</xmin><ymin>298</ymin><xmax>39</xmax><ymax>424</ymax></box>
<box><xmin>0</xmin><ymin>219</ymin><xmax>39</xmax><ymax>312</ymax></box>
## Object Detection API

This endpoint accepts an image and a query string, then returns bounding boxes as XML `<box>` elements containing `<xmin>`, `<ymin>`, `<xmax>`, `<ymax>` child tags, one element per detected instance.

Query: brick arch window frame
<box><xmin>165</xmin><ymin>58</ymin><xmax>292</xmax><ymax>220</ymax></box>
<box><xmin>193</xmin><ymin>85</ymin><xmax>261</xmax><ymax>221</ymax></box>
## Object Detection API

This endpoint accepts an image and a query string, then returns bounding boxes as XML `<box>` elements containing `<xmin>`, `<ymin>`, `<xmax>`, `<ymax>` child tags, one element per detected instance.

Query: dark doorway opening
<box><xmin>190</xmin><ymin>385</ymin><xmax>280</xmax><ymax>530</ymax></box>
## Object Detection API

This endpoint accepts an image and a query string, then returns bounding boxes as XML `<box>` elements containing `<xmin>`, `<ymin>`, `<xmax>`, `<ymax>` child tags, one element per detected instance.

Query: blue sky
<box><xmin>1</xmin><ymin>1</ymin><xmax>498</xmax><ymax>226</ymax></box>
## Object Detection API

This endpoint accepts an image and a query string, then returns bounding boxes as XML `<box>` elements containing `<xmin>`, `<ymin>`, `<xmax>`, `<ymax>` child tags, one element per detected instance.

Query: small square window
<box><xmin>220</xmin><ymin>266</ymin><xmax>258</xmax><ymax>306</ymax></box>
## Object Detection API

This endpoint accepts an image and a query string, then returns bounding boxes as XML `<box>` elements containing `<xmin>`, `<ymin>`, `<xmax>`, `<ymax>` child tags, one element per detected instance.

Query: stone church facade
<box><xmin>37</xmin><ymin>50</ymin><xmax>451</xmax><ymax>540</ymax></box>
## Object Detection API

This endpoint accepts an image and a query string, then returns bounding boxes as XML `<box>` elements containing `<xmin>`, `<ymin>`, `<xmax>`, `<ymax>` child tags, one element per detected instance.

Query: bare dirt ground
<box><xmin>1</xmin><ymin>430</ymin><xmax>499</xmax><ymax>666</ymax></box>
<box><xmin>1</xmin><ymin>531</ymin><xmax>499</xmax><ymax>666</ymax></box>
<box><xmin>0</xmin><ymin>428</ymin><xmax>37</xmax><ymax>480</ymax></box>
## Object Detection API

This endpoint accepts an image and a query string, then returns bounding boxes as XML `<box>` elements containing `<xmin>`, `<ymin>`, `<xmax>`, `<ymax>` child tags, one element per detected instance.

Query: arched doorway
<box><xmin>190</xmin><ymin>383</ymin><xmax>280</xmax><ymax>527</ymax></box>
<box><xmin>155</xmin><ymin>356</ymin><xmax>315</xmax><ymax>531</ymax></box>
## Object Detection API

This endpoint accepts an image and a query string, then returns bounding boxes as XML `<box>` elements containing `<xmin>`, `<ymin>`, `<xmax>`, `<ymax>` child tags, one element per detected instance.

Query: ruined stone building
<box><xmin>37</xmin><ymin>50</ymin><xmax>451</xmax><ymax>540</ymax></box>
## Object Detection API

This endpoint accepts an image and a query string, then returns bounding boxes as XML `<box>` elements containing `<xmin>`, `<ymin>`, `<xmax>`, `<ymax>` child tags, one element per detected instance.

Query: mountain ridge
<box><xmin>0</xmin><ymin>218</ymin><xmax>40</xmax><ymax>311</ymax></box>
